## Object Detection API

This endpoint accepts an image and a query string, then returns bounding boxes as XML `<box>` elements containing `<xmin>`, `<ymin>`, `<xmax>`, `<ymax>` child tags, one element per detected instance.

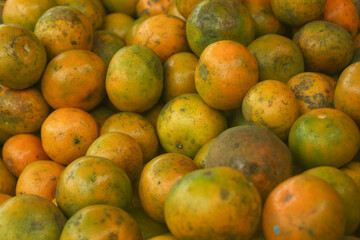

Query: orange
<box><xmin>248</xmin><ymin>34</ymin><xmax>304</xmax><ymax>83</ymax></box>
<box><xmin>304</xmin><ymin>166</ymin><xmax>360</xmax><ymax>234</ymax></box>
<box><xmin>341</xmin><ymin>161</ymin><xmax>360</xmax><ymax>189</ymax></box>
<box><xmin>186</xmin><ymin>0</ymin><xmax>254</xmax><ymax>57</ymax></box>
<box><xmin>41</xmin><ymin>49</ymin><xmax>106</xmax><ymax>111</ymax></box>
<box><xmin>270</xmin><ymin>0</ymin><xmax>326</xmax><ymax>27</ymax></box>
<box><xmin>102</xmin><ymin>0</ymin><xmax>137</xmax><ymax>16</ymax></box>
<box><xmin>174</xmin><ymin>0</ymin><xmax>203</xmax><ymax>19</ymax></box>
<box><xmin>148</xmin><ymin>233</ymin><xmax>178</xmax><ymax>240</ymax></box>
<box><xmin>293</xmin><ymin>20</ymin><xmax>353</xmax><ymax>74</ymax></box>
<box><xmin>193</xmin><ymin>138</ymin><xmax>214</xmax><ymax>168</ymax></box>
<box><xmin>0</xmin><ymin>24</ymin><xmax>47</xmax><ymax>89</ymax></box>
<box><xmin>41</xmin><ymin>108</ymin><xmax>98</xmax><ymax>166</ymax></box>
<box><xmin>0</xmin><ymin>193</ymin><xmax>11</xmax><ymax>205</ymax></box>
<box><xmin>262</xmin><ymin>174</ymin><xmax>346</xmax><ymax>240</ymax></box>
<box><xmin>142</xmin><ymin>101</ymin><xmax>166</xmax><ymax>129</ymax></box>
<box><xmin>164</xmin><ymin>167</ymin><xmax>262</xmax><ymax>240</ymax></box>
<box><xmin>2</xmin><ymin>0</ymin><xmax>56</xmax><ymax>31</ymax></box>
<box><xmin>89</xmin><ymin>105</ymin><xmax>117</xmax><ymax>133</ymax></box>
<box><xmin>124</xmin><ymin>16</ymin><xmax>149</xmax><ymax>45</ymax></box>
<box><xmin>195</xmin><ymin>40</ymin><xmax>258</xmax><ymax>111</ymax></box>
<box><xmin>56</xmin><ymin>156</ymin><xmax>132</xmax><ymax>218</ymax></box>
<box><xmin>133</xmin><ymin>14</ymin><xmax>189</xmax><ymax>63</ymax></box>
<box><xmin>100</xmin><ymin>112</ymin><xmax>159</xmax><ymax>162</ymax></box>
<box><xmin>0</xmin><ymin>157</ymin><xmax>16</xmax><ymax>196</ymax></box>
<box><xmin>0</xmin><ymin>194</ymin><xmax>67</xmax><ymax>240</ymax></box>
<box><xmin>106</xmin><ymin>44</ymin><xmax>163</xmax><ymax>113</ymax></box>
<box><xmin>139</xmin><ymin>153</ymin><xmax>197</xmax><ymax>222</ymax></box>
<box><xmin>34</xmin><ymin>6</ymin><xmax>93</xmax><ymax>59</ymax></box>
<box><xmin>163</xmin><ymin>52</ymin><xmax>198</xmax><ymax>102</ymax></box>
<box><xmin>167</xmin><ymin>4</ymin><xmax>185</xmax><ymax>21</ymax></box>
<box><xmin>16</xmin><ymin>160</ymin><xmax>65</xmax><ymax>200</ymax></box>
<box><xmin>103</xmin><ymin>13</ymin><xmax>135</xmax><ymax>39</ymax></box>
<box><xmin>0</xmin><ymin>86</ymin><xmax>50</xmax><ymax>135</ymax></box>
<box><xmin>136</xmin><ymin>0</ymin><xmax>173</xmax><ymax>17</ymax></box>
<box><xmin>86</xmin><ymin>132</ymin><xmax>143</xmax><ymax>181</ymax></box>
<box><xmin>157</xmin><ymin>93</ymin><xmax>227</xmax><ymax>158</ymax></box>
<box><xmin>60</xmin><ymin>205</ymin><xmax>142</xmax><ymax>240</ymax></box>
<box><xmin>288</xmin><ymin>108</ymin><xmax>360</xmax><ymax>169</ymax></box>
<box><xmin>92</xmin><ymin>30</ymin><xmax>125</xmax><ymax>66</ymax></box>
<box><xmin>242</xmin><ymin>80</ymin><xmax>300</xmax><ymax>141</ymax></box>
<box><xmin>334</xmin><ymin>62</ymin><xmax>360</xmax><ymax>125</ymax></box>
<box><xmin>316</xmin><ymin>72</ymin><xmax>337</xmax><ymax>90</ymax></box>
<box><xmin>2</xmin><ymin>134</ymin><xmax>49</xmax><ymax>177</ymax></box>
<box><xmin>287</xmin><ymin>72</ymin><xmax>335</xmax><ymax>115</ymax></box>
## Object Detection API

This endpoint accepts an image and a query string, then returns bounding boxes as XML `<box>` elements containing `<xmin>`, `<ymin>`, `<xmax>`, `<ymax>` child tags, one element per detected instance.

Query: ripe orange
<box><xmin>103</xmin><ymin>13</ymin><xmax>135</xmax><ymax>39</ymax></box>
<box><xmin>124</xmin><ymin>16</ymin><xmax>149</xmax><ymax>45</ymax></box>
<box><xmin>167</xmin><ymin>4</ymin><xmax>185</xmax><ymax>21</ymax></box>
<box><xmin>193</xmin><ymin>138</ymin><xmax>215</xmax><ymax>169</ymax></box>
<box><xmin>136</xmin><ymin>0</ymin><xmax>173</xmax><ymax>17</ymax></box>
<box><xmin>174</xmin><ymin>0</ymin><xmax>202</xmax><ymax>19</ymax></box>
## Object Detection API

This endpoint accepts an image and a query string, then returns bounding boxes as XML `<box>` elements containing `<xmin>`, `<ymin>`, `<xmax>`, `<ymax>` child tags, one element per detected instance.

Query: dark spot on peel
<box><xmin>74</xmin><ymin>138</ymin><xmax>80</xmax><ymax>144</ymax></box>
<box><xmin>220</xmin><ymin>188</ymin><xmax>229</xmax><ymax>200</ymax></box>
<box><xmin>31</xmin><ymin>221</ymin><xmax>44</xmax><ymax>231</ymax></box>
<box><xmin>199</xmin><ymin>64</ymin><xmax>208</xmax><ymax>81</ymax></box>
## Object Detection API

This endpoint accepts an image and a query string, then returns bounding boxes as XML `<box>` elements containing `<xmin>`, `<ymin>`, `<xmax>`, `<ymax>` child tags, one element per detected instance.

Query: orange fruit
<box><xmin>341</xmin><ymin>161</ymin><xmax>360</xmax><ymax>189</ymax></box>
<box><xmin>136</xmin><ymin>0</ymin><xmax>173</xmax><ymax>17</ymax></box>
<box><xmin>92</xmin><ymin>30</ymin><xmax>125</xmax><ymax>66</ymax></box>
<box><xmin>186</xmin><ymin>0</ymin><xmax>254</xmax><ymax>57</ymax></box>
<box><xmin>164</xmin><ymin>167</ymin><xmax>262</xmax><ymax>240</ymax></box>
<box><xmin>34</xmin><ymin>6</ymin><xmax>93</xmax><ymax>59</ymax></box>
<box><xmin>2</xmin><ymin>134</ymin><xmax>49</xmax><ymax>177</ymax></box>
<box><xmin>0</xmin><ymin>194</ymin><xmax>67</xmax><ymax>240</ymax></box>
<box><xmin>323</xmin><ymin>0</ymin><xmax>359</xmax><ymax>38</ymax></box>
<box><xmin>148</xmin><ymin>233</ymin><xmax>178</xmax><ymax>240</ymax></box>
<box><xmin>89</xmin><ymin>105</ymin><xmax>117</xmax><ymax>133</ymax></box>
<box><xmin>133</xmin><ymin>14</ymin><xmax>189</xmax><ymax>63</ymax></box>
<box><xmin>167</xmin><ymin>4</ymin><xmax>185</xmax><ymax>21</ymax></box>
<box><xmin>262</xmin><ymin>174</ymin><xmax>346</xmax><ymax>240</ymax></box>
<box><xmin>0</xmin><ymin>157</ymin><xmax>16</xmax><ymax>196</ymax></box>
<box><xmin>41</xmin><ymin>108</ymin><xmax>98</xmax><ymax>166</ymax></box>
<box><xmin>193</xmin><ymin>138</ymin><xmax>214</xmax><ymax>169</ymax></box>
<box><xmin>334</xmin><ymin>62</ymin><xmax>360</xmax><ymax>125</ymax></box>
<box><xmin>287</xmin><ymin>72</ymin><xmax>335</xmax><ymax>115</ymax></box>
<box><xmin>293</xmin><ymin>20</ymin><xmax>353</xmax><ymax>74</ymax></box>
<box><xmin>103</xmin><ymin>13</ymin><xmax>135</xmax><ymax>39</ymax></box>
<box><xmin>2</xmin><ymin>0</ymin><xmax>56</xmax><ymax>31</ymax></box>
<box><xmin>124</xmin><ymin>15</ymin><xmax>149</xmax><ymax>45</ymax></box>
<box><xmin>157</xmin><ymin>93</ymin><xmax>227</xmax><ymax>158</ymax></box>
<box><xmin>0</xmin><ymin>193</ymin><xmax>11</xmax><ymax>205</ymax></box>
<box><xmin>316</xmin><ymin>72</ymin><xmax>337</xmax><ymax>90</ymax></box>
<box><xmin>142</xmin><ymin>101</ymin><xmax>166</xmax><ymax>129</ymax></box>
<box><xmin>0</xmin><ymin>86</ymin><xmax>50</xmax><ymax>135</ymax></box>
<box><xmin>100</xmin><ymin>112</ymin><xmax>159</xmax><ymax>162</ymax></box>
<box><xmin>288</xmin><ymin>108</ymin><xmax>360</xmax><ymax>169</ymax></box>
<box><xmin>270</xmin><ymin>0</ymin><xmax>326</xmax><ymax>27</ymax></box>
<box><xmin>56</xmin><ymin>156</ymin><xmax>132</xmax><ymax>218</ymax></box>
<box><xmin>106</xmin><ymin>44</ymin><xmax>163</xmax><ymax>113</ymax></box>
<box><xmin>174</xmin><ymin>0</ymin><xmax>203</xmax><ymax>19</ymax></box>
<box><xmin>60</xmin><ymin>204</ymin><xmax>142</xmax><ymax>240</ymax></box>
<box><xmin>248</xmin><ymin>34</ymin><xmax>304</xmax><ymax>83</ymax></box>
<box><xmin>242</xmin><ymin>80</ymin><xmax>300</xmax><ymax>140</ymax></box>
<box><xmin>0</xmin><ymin>24</ymin><xmax>47</xmax><ymax>89</ymax></box>
<box><xmin>304</xmin><ymin>166</ymin><xmax>360</xmax><ymax>234</ymax></box>
<box><xmin>195</xmin><ymin>40</ymin><xmax>258</xmax><ymax>111</ymax></box>
<box><xmin>86</xmin><ymin>132</ymin><xmax>143</xmax><ymax>181</ymax></box>
<box><xmin>162</xmin><ymin>52</ymin><xmax>198</xmax><ymax>102</ymax></box>
<box><xmin>139</xmin><ymin>153</ymin><xmax>197</xmax><ymax>222</ymax></box>
<box><xmin>16</xmin><ymin>160</ymin><xmax>65</xmax><ymax>200</ymax></box>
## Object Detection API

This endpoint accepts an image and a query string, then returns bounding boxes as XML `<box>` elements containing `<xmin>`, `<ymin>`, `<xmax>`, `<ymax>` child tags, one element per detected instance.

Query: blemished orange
<box><xmin>92</xmin><ymin>30</ymin><xmax>125</xmax><ymax>66</ymax></box>
<box><xmin>2</xmin><ymin>134</ymin><xmax>50</xmax><ymax>177</ymax></box>
<box><xmin>193</xmin><ymin>138</ymin><xmax>215</xmax><ymax>169</ymax></box>
<box><xmin>262</xmin><ymin>174</ymin><xmax>346</xmax><ymax>240</ymax></box>
<box><xmin>15</xmin><ymin>160</ymin><xmax>65</xmax><ymax>200</ymax></box>
<box><xmin>133</xmin><ymin>14</ymin><xmax>189</xmax><ymax>63</ymax></box>
<box><xmin>136</xmin><ymin>0</ymin><xmax>173</xmax><ymax>17</ymax></box>
<box><xmin>139</xmin><ymin>153</ymin><xmax>197</xmax><ymax>222</ymax></box>
<box><xmin>0</xmin><ymin>158</ymin><xmax>16</xmax><ymax>196</ymax></box>
<box><xmin>103</xmin><ymin>13</ymin><xmax>135</xmax><ymax>39</ymax></box>
<box><xmin>34</xmin><ymin>6</ymin><xmax>93</xmax><ymax>59</ymax></box>
<box><xmin>41</xmin><ymin>108</ymin><xmax>98</xmax><ymax>166</ymax></box>
<box><xmin>195</xmin><ymin>40</ymin><xmax>259</xmax><ymax>111</ymax></box>
<box><xmin>124</xmin><ymin>16</ymin><xmax>149</xmax><ymax>45</ymax></box>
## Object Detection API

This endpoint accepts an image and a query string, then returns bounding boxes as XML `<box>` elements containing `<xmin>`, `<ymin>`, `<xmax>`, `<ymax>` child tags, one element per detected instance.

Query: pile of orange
<box><xmin>1</xmin><ymin>0</ymin><xmax>360</xmax><ymax>239</ymax></box>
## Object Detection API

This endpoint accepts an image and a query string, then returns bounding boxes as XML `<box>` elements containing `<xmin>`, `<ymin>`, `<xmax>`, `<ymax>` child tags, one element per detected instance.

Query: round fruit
<box><xmin>92</xmin><ymin>30</ymin><xmax>125</xmax><ymax>66</ymax></box>
<box><xmin>89</xmin><ymin>105</ymin><xmax>117</xmax><ymax>133</ymax></box>
<box><xmin>193</xmin><ymin>138</ymin><xmax>214</xmax><ymax>169</ymax></box>
<box><xmin>124</xmin><ymin>15</ymin><xmax>149</xmax><ymax>45</ymax></box>
<box><xmin>0</xmin><ymin>157</ymin><xmax>16</xmax><ymax>196</ymax></box>
<box><xmin>164</xmin><ymin>167</ymin><xmax>262</xmax><ymax>240</ymax></box>
<box><xmin>167</xmin><ymin>4</ymin><xmax>185</xmax><ymax>21</ymax></box>
<box><xmin>103</xmin><ymin>13</ymin><xmax>135</xmax><ymax>39</ymax></box>
<box><xmin>174</xmin><ymin>0</ymin><xmax>203</xmax><ymax>19</ymax></box>
<box><xmin>136</xmin><ymin>0</ymin><xmax>173</xmax><ymax>17</ymax></box>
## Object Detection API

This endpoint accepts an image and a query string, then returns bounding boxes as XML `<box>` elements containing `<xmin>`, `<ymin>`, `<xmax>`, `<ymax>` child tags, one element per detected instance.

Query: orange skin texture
<box><xmin>288</xmin><ymin>108</ymin><xmax>360</xmax><ymax>169</ymax></box>
<box><xmin>334</xmin><ymin>62</ymin><xmax>360</xmax><ymax>125</ymax></box>
<box><xmin>148</xmin><ymin>233</ymin><xmax>179</xmax><ymax>240</ymax></box>
<box><xmin>323</xmin><ymin>0</ymin><xmax>359</xmax><ymax>38</ymax></box>
<box><xmin>2</xmin><ymin>134</ymin><xmax>50</xmax><ymax>177</ymax></box>
<box><xmin>164</xmin><ymin>167</ymin><xmax>262</xmax><ymax>240</ymax></box>
<box><xmin>163</xmin><ymin>52</ymin><xmax>198</xmax><ymax>102</ymax></box>
<box><xmin>195</xmin><ymin>40</ymin><xmax>258</xmax><ymax>111</ymax></box>
<box><xmin>34</xmin><ymin>6</ymin><xmax>93</xmax><ymax>59</ymax></box>
<box><xmin>287</xmin><ymin>72</ymin><xmax>335</xmax><ymax>115</ymax></box>
<box><xmin>262</xmin><ymin>174</ymin><xmax>346</xmax><ymax>240</ymax></box>
<box><xmin>136</xmin><ymin>0</ymin><xmax>173</xmax><ymax>17</ymax></box>
<box><xmin>100</xmin><ymin>112</ymin><xmax>159</xmax><ymax>162</ymax></box>
<box><xmin>0</xmin><ymin>86</ymin><xmax>50</xmax><ymax>135</ymax></box>
<box><xmin>2</xmin><ymin>0</ymin><xmax>56</xmax><ymax>31</ymax></box>
<box><xmin>142</xmin><ymin>101</ymin><xmax>166</xmax><ymax>129</ymax></box>
<box><xmin>0</xmin><ymin>24</ymin><xmax>47</xmax><ymax>90</ymax></box>
<box><xmin>167</xmin><ymin>4</ymin><xmax>185</xmax><ymax>21</ymax></box>
<box><xmin>0</xmin><ymin>194</ymin><xmax>11</xmax><ymax>205</ymax></box>
<box><xmin>133</xmin><ymin>14</ymin><xmax>190</xmax><ymax>63</ymax></box>
<box><xmin>174</xmin><ymin>0</ymin><xmax>202</xmax><ymax>19</ymax></box>
<box><xmin>60</xmin><ymin>205</ymin><xmax>142</xmax><ymax>240</ymax></box>
<box><xmin>157</xmin><ymin>93</ymin><xmax>228</xmax><ymax>158</ymax></box>
<box><xmin>0</xmin><ymin>158</ymin><xmax>16</xmax><ymax>196</ymax></box>
<box><xmin>92</xmin><ymin>30</ymin><xmax>125</xmax><ymax>66</ymax></box>
<box><xmin>242</xmin><ymin>80</ymin><xmax>300</xmax><ymax>141</ymax></box>
<box><xmin>124</xmin><ymin>15</ymin><xmax>149</xmax><ymax>45</ymax></box>
<box><xmin>102</xmin><ymin>0</ymin><xmax>138</xmax><ymax>16</ymax></box>
<box><xmin>86</xmin><ymin>132</ymin><xmax>143</xmax><ymax>181</ymax></box>
<box><xmin>316</xmin><ymin>72</ymin><xmax>337</xmax><ymax>90</ymax></box>
<box><xmin>89</xmin><ymin>105</ymin><xmax>117</xmax><ymax>133</ymax></box>
<box><xmin>41</xmin><ymin>50</ymin><xmax>106</xmax><ymax>111</ymax></box>
<box><xmin>16</xmin><ymin>160</ymin><xmax>65</xmax><ymax>200</ymax></box>
<box><xmin>304</xmin><ymin>166</ymin><xmax>360</xmax><ymax>235</ymax></box>
<box><xmin>244</xmin><ymin>0</ymin><xmax>288</xmax><ymax>37</ymax></box>
<box><xmin>341</xmin><ymin>161</ymin><xmax>360</xmax><ymax>189</ymax></box>
<box><xmin>193</xmin><ymin>138</ymin><xmax>215</xmax><ymax>169</ymax></box>
<box><xmin>139</xmin><ymin>153</ymin><xmax>197</xmax><ymax>222</ymax></box>
<box><xmin>56</xmin><ymin>156</ymin><xmax>132</xmax><ymax>218</ymax></box>
<box><xmin>103</xmin><ymin>13</ymin><xmax>135</xmax><ymax>39</ymax></box>
<box><xmin>41</xmin><ymin>108</ymin><xmax>98</xmax><ymax>166</ymax></box>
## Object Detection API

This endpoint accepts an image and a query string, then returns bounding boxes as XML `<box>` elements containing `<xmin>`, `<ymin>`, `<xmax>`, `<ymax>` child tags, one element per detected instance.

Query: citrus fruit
<box><xmin>0</xmin><ymin>157</ymin><xmax>16</xmax><ymax>196</ymax></box>
<box><xmin>103</xmin><ymin>13</ymin><xmax>135</xmax><ymax>39</ymax></box>
<box><xmin>193</xmin><ymin>138</ymin><xmax>214</xmax><ymax>169</ymax></box>
<box><xmin>136</xmin><ymin>0</ymin><xmax>173</xmax><ymax>17</ymax></box>
<box><xmin>124</xmin><ymin>15</ymin><xmax>149</xmax><ymax>45</ymax></box>
<box><xmin>92</xmin><ymin>30</ymin><xmax>125</xmax><ymax>66</ymax></box>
